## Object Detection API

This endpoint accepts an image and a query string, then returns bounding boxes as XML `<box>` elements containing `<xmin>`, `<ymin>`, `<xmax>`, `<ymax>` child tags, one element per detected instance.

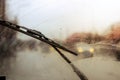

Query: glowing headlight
<box><xmin>89</xmin><ymin>48</ymin><xmax>94</xmax><ymax>53</ymax></box>
<box><xmin>77</xmin><ymin>47</ymin><xmax>83</xmax><ymax>53</ymax></box>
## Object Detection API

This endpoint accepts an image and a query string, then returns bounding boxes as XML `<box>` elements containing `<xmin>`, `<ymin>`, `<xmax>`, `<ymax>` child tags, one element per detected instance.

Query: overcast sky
<box><xmin>6</xmin><ymin>0</ymin><xmax>120</xmax><ymax>39</ymax></box>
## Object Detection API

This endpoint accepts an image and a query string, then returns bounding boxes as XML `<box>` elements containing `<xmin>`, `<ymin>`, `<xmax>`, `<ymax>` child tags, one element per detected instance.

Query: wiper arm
<box><xmin>0</xmin><ymin>19</ymin><xmax>88</xmax><ymax>80</ymax></box>
<box><xmin>52</xmin><ymin>46</ymin><xmax>88</xmax><ymax>80</ymax></box>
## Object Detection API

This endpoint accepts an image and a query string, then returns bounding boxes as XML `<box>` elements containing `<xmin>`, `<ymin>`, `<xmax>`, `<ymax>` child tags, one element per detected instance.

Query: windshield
<box><xmin>1</xmin><ymin>0</ymin><xmax>120</xmax><ymax>80</ymax></box>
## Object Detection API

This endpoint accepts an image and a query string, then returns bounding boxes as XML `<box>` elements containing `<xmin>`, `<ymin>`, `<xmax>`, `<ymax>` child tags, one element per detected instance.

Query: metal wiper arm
<box><xmin>0</xmin><ymin>19</ymin><xmax>88</xmax><ymax>80</ymax></box>
<box><xmin>0</xmin><ymin>20</ymin><xmax>77</xmax><ymax>56</ymax></box>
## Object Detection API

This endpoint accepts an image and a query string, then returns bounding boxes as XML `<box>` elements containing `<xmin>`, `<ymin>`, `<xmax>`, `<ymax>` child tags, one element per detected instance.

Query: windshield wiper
<box><xmin>0</xmin><ymin>20</ymin><xmax>77</xmax><ymax>56</ymax></box>
<box><xmin>0</xmin><ymin>19</ymin><xmax>88</xmax><ymax>80</ymax></box>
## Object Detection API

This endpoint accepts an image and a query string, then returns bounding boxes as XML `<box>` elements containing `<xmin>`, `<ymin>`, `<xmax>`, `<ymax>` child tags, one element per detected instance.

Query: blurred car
<box><xmin>75</xmin><ymin>42</ymin><xmax>94</xmax><ymax>58</ymax></box>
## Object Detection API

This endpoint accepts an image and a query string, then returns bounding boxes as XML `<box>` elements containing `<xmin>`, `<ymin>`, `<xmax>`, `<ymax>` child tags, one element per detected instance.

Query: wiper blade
<box><xmin>0</xmin><ymin>20</ymin><xmax>77</xmax><ymax>56</ymax></box>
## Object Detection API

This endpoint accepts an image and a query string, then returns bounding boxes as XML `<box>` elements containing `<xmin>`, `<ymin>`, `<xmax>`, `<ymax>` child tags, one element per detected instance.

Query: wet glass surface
<box><xmin>1</xmin><ymin>0</ymin><xmax>120</xmax><ymax>80</ymax></box>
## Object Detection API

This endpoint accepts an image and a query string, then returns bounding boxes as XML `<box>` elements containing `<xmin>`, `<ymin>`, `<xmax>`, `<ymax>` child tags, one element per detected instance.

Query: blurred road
<box><xmin>6</xmin><ymin>45</ymin><xmax>120</xmax><ymax>80</ymax></box>
<box><xmin>7</xmin><ymin>50</ymin><xmax>80</xmax><ymax>80</ymax></box>
<box><xmin>73</xmin><ymin>57</ymin><xmax>120</xmax><ymax>80</ymax></box>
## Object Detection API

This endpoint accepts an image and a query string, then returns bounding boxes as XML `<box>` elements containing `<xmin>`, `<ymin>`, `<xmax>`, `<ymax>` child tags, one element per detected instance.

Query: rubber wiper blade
<box><xmin>0</xmin><ymin>19</ymin><xmax>78</xmax><ymax>56</ymax></box>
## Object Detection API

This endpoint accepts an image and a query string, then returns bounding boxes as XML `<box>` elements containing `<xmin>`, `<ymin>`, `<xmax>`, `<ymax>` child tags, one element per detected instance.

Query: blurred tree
<box><xmin>106</xmin><ymin>23</ymin><xmax>120</xmax><ymax>44</ymax></box>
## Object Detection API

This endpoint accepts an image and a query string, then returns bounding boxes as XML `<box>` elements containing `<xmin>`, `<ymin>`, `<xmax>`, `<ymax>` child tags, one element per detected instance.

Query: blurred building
<box><xmin>0</xmin><ymin>0</ymin><xmax>5</xmax><ymax>19</ymax></box>
<box><xmin>0</xmin><ymin>0</ymin><xmax>5</xmax><ymax>32</ymax></box>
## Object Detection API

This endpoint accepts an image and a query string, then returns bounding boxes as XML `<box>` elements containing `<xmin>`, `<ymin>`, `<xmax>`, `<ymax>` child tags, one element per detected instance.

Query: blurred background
<box><xmin>1</xmin><ymin>0</ymin><xmax>120</xmax><ymax>80</ymax></box>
